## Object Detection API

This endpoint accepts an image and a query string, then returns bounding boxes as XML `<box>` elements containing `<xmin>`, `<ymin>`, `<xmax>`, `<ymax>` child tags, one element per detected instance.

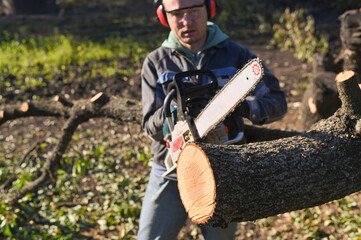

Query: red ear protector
<box><xmin>155</xmin><ymin>0</ymin><xmax>216</xmax><ymax>27</ymax></box>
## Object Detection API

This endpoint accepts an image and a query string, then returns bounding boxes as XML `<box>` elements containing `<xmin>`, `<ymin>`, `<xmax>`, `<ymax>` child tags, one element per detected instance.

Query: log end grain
<box><xmin>335</xmin><ymin>70</ymin><xmax>355</xmax><ymax>83</ymax></box>
<box><xmin>307</xmin><ymin>97</ymin><xmax>317</xmax><ymax>114</ymax></box>
<box><xmin>20</xmin><ymin>102</ymin><xmax>29</xmax><ymax>112</ymax></box>
<box><xmin>177</xmin><ymin>143</ymin><xmax>216</xmax><ymax>224</ymax></box>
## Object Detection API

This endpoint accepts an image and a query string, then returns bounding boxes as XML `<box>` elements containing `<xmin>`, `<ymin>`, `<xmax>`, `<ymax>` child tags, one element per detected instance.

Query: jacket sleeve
<box><xmin>141</xmin><ymin>55</ymin><xmax>166</xmax><ymax>141</ymax></box>
<box><xmin>244</xmin><ymin>66</ymin><xmax>288</xmax><ymax>125</ymax></box>
<box><xmin>236</xmin><ymin>46</ymin><xmax>288</xmax><ymax>125</ymax></box>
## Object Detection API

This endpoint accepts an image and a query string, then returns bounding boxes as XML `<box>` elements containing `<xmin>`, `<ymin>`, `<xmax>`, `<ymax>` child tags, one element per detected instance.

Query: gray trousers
<box><xmin>137</xmin><ymin>166</ymin><xmax>237</xmax><ymax>240</ymax></box>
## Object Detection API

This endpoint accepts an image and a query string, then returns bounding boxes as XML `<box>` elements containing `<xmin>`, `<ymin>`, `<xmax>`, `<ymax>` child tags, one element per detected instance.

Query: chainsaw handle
<box><xmin>173</xmin><ymin>70</ymin><xmax>218</xmax><ymax>96</ymax></box>
<box><xmin>173</xmin><ymin>70</ymin><xmax>218</xmax><ymax>118</ymax></box>
<box><xmin>163</xmin><ymin>88</ymin><xmax>176</xmax><ymax>131</ymax></box>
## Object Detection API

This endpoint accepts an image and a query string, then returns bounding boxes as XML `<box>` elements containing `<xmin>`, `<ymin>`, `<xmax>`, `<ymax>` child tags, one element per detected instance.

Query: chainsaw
<box><xmin>162</xmin><ymin>58</ymin><xmax>264</xmax><ymax>177</ymax></box>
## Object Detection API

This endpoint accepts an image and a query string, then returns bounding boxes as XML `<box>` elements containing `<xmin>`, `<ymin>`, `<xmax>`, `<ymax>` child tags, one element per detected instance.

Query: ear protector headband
<box><xmin>155</xmin><ymin>0</ymin><xmax>216</xmax><ymax>27</ymax></box>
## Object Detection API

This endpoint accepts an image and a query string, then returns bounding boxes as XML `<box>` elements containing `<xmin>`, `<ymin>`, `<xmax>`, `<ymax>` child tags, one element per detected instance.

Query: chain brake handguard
<box><xmin>162</xmin><ymin>70</ymin><xmax>218</xmax><ymax>177</ymax></box>
<box><xmin>170</xmin><ymin>70</ymin><xmax>218</xmax><ymax>121</ymax></box>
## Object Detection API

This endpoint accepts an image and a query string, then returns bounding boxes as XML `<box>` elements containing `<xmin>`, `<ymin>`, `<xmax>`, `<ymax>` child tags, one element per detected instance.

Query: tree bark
<box><xmin>0</xmin><ymin>94</ymin><xmax>142</xmax><ymax>126</ymax></box>
<box><xmin>301</xmin><ymin>9</ymin><xmax>361</xmax><ymax>130</ymax></box>
<box><xmin>177</xmin><ymin>71</ymin><xmax>361</xmax><ymax>228</ymax></box>
<box><xmin>339</xmin><ymin>9</ymin><xmax>361</xmax><ymax>75</ymax></box>
<box><xmin>336</xmin><ymin>70</ymin><xmax>361</xmax><ymax>115</ymax></box>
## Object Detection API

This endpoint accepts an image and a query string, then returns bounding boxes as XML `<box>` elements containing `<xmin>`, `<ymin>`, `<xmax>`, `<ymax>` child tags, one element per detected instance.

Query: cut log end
<box><xmin>356</xmin><ymin>119</ymin><xmax>361</xmax><ymax>135</ymax></box>
<box><xmin>307</xmin><ymin>97</ymin><xmax>318</xmax><ymax>114</ymax></box>
<box><xmin>335</xmin><ymin>70</ymin><xmax>355</xmax><ymax>83</ymax></box>
<box><xmin>90</xmin><ymin>92</ymin><xmax>104</xmax><ymax>103</ymax></box>
<box><xmin>20</xmin><ymin>102</ymin><xmax>29</xmax><ymax>112</ymax></box>
<box><xmin>0</xmin><ymin>110</ymin><xmax>4</xmax><ymax>119</ymax></box>
<box><xmin>90</xmin><ymin>92</ymin><xmax>109</xmax><ymax>105</ymax></box>
<box><xmin>177</xmin><ymin>143</ymin><xmax>216</xmax><ymax>224</ymax></box>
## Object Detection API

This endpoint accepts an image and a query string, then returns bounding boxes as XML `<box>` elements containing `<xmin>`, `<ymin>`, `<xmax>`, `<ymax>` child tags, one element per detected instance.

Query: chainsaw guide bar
<box><xmin>194</xmin><ymin>58</ymin><xmax>264</xmax><ymax>139</ymax></box>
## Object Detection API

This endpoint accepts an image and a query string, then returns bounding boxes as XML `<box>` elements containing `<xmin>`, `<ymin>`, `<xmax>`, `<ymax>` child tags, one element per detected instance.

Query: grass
<box><xmin>0</xmin><ymin>120</ymin><xmax>152</xmax><ymax>239</ymax></box>
<box><xmin>0</xmin><ymin>33</ymin><xmax>151</xmax><ymax>92</ymax></box>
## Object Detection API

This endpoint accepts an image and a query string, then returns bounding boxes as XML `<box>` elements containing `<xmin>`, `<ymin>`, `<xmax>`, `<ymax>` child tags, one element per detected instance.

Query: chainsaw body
<box><xmin>162</xmin><ymin>70</ymin><xmax>218</xmax><ymax>177</ymax></box>
<box><xmin>162</xmin><ymin>59</ymin><xmax>264</xmax><ymax>177</ymax></box>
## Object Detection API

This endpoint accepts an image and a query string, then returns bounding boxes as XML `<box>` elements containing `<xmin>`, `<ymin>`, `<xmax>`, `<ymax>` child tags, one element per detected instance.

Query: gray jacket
<box><xmin>141</xmin><ymin>26</ymin><xmax>287</xmax><ymax>167</ymax></box>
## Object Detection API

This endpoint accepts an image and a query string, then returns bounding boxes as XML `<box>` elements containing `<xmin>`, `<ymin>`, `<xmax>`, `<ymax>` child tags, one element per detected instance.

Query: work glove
<box><xmin>202</xmin><ymin>122</ymin><xmax>229</xmax><ymax>144</ymax></box>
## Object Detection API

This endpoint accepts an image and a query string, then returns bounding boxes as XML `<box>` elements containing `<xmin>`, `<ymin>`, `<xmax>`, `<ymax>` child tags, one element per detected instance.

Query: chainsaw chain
<box><xmin>194</xmin><ymin>58</ymin><xmax>264</xmax><ymax>138</ymax></box>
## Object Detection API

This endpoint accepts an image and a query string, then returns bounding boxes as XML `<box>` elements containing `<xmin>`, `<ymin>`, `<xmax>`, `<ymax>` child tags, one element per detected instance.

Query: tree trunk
<box><xmin>301</xmin><ymin>9</ymin><xmax>361</xmax><ymax>130</ymax></box>
<box><xmin>339</xmin><ymin>9</ymin><xmax>361</xmax><ymax>75</ymax></box>
<box><xmin>300</xmin><ymin>71</ymin><xmax>340</xmax><ymax>130</ymax></box>
<box><xmin>177</xmin><ymin>71</ymin><xmax>361</xmax><ymax>228</ymax></box>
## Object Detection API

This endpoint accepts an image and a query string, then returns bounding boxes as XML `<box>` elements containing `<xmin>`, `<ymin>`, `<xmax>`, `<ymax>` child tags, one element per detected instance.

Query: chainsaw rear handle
<box><xmin>173</xmin><ymin>69</ymin><xmax>218</xmax><ymax>98</ymax></box>
<box><xmin>172</xmin><ymin>70</ymin><xmax>218</xmax><ymax>120</ymax></box>
<box><xmin>164</xmin><ymin>88</ymin><xmax>176</xmax><ymax>131</ymax></box>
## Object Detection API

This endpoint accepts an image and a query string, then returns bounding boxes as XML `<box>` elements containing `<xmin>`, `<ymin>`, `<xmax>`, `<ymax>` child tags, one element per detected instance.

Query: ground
<box><xmin>2</xmin><ymin>1</ymin><xmax>360</xmax><ymax>239</ymax></box>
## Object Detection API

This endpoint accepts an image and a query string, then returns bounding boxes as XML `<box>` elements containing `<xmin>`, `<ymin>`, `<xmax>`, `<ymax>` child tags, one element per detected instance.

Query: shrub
<box><xmin>269</xmin><ymin>8</ymin><xmax>328</xmax><ymax>62</ymax></box>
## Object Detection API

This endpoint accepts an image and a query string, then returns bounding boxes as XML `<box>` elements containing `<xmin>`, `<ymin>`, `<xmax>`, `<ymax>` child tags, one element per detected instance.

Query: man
<box><xmin>139</xmin><ymin>0</ymin><xmax>288</xmax><ymax>239</ymax></box>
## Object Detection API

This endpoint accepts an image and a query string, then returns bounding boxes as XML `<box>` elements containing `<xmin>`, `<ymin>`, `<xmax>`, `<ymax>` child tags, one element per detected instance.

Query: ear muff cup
<box><xmin>156</xmin><ymin>4</ymin><xmax>169</xmax><ymax>27</ymax></box>
<box><xmin>155</xmin><ymin>0</ymin><xmax>217</xmax><ymax>27</ymax></box>
<box><xmin>206</xmin><ymin>0</ymin><xmax>216</xmax><ymax>19</ymax></box>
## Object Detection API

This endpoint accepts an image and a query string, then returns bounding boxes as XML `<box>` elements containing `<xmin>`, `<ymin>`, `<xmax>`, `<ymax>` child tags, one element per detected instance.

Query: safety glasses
<box><xmin>165</xmin><ymin>2</ymin><xmax>206</xmax><ymax>21</ymax></box>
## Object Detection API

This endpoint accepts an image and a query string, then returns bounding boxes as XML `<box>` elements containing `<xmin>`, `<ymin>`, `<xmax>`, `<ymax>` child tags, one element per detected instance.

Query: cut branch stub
<box><xmin>20</xmin><ymin>102</ymin><xmax>30</xmax><ymax>112</ymax></box>
<box><xmin>90</xmin><ymin>92</ymin><xmax>110</xmax><ymax>105</ymax></box>
<box><xmin>336</xmin><ymin>70</ymin><xmax>361</xmax><ymax>115</ymax></box>
<box><xmin>300</xmin><ymin>71</ymin><xmax>340</xmax><ymax>130</ymax></box>
<box><xmin>307</xmin><ymin>97</ymin><xmax>317</xmax><ymax>114</ymax></box>
<box><xmin>54</xmin><ymin>95</ymin><xmax>74</xmax><ymax>107</ymax></box>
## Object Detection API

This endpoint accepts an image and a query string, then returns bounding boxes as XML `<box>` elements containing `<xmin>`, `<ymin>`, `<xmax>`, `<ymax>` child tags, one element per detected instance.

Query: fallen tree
<box><xmin>177</xmin><ymin>70</ymin><xmax>361</xmax><ymax>228</ymax></box>
<box><xmin>1</xmin><ymin>73</ymin><xmax>360</xmax><ymax>229</ymax></box>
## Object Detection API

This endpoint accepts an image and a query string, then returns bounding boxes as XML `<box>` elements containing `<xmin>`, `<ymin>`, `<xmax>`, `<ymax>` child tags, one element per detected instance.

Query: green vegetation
<box><xmin>0</xmin><ymin>33</ymin><xmax>151</xmax><ymax>102</ymax></box>
<box><xmin>269</xmin><ymin>8</ymin><xmax>329</xmax><ymax>62</ymax></box>
<box><xmin>0</xmin><ymin>122</ymin><xmax>152</xmax><ymax>239</ymax></box>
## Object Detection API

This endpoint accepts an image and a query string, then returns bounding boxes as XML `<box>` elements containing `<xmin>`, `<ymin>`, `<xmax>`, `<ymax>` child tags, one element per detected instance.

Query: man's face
<box><xmin>163</xmin><ymin>0</ymin><xmax>208</xmax><ymax>51</ymax></box>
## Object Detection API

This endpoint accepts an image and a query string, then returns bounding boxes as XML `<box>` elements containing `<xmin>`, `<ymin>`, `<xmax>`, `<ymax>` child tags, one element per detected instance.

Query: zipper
<box><xmin>174</xmin><ymin>50</ymin><xmax>197</xmax><ymax>70</ymax></box>
<box><xmin>197</xmin><ymin>52</ymin><xmax>206</xmax><ymax>69</ymax></box>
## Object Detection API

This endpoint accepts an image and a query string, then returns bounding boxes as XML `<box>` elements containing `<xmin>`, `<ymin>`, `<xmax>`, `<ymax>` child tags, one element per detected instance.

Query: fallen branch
<box><xmin>0</xmin><ymin>99</ymin><xmax>67</xmax><ymax>125</ymax></box>
<box><xmin>0</xmin><ymin>93</ymin><xmax>142</xmax><ymax>126</ymax></box>
<box><xmin>2</xmin><ymin>92</ymin><xmax>142</xmax><ymax>204</ymax></box>
<box><xmin>336</xmin><ymin>70</ymin><xmax>361</xmax><ymax>115</ymax></box>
